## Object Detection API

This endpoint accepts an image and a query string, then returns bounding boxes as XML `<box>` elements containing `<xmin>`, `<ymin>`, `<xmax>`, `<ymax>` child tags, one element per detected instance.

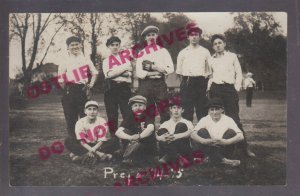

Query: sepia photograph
<box><xmin>8</xmin><ymin>12</ymin><xmax>287</xmax><ymax>186</ymax></box>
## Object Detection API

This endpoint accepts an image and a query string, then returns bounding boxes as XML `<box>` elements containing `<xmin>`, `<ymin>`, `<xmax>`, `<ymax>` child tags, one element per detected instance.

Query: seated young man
<box><xmin>65</xmin><ymin>101</ymin><xmax>116</xmax><ymax>162</ymax></box>
<box><xmin>156</xmin><ymin>100</ymin><xmax>194</xmax><ymax>163</ymax></box>
<box><xmin>115</xmin><ymin>95</ymin><xmax>156</xmax><ymax>165</ymax></box>
<box><xmin>191</xmin><ymin>97</ymin><xmax>244</xmax><ymax>166</ymax></box>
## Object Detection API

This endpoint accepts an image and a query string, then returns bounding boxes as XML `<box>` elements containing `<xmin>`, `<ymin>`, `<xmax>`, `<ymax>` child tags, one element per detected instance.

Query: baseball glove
<box><xmin>123</xmin><ymin>141</ymin><xmax>141</xmax><ymax>159</ymax></box>
<box><xmin>142</xmin><ymin>60</ymin><xmax>154</xmax><ymax>71</ymax></box>
<box><xmin>81</xmin><ymin>153</ymin><xmax>98</xmax><ymax>165</ymax></box>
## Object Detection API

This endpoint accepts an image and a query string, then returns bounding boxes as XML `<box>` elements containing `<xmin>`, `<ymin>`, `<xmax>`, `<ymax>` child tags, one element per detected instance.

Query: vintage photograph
<box><xmin>9</xmin><ymin>12</ymin><xmax>287</xmax><ymax>186</ymax></box>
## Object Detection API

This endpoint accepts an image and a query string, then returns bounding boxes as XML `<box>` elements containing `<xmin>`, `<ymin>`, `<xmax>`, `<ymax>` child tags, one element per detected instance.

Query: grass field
<box><xmin>9</xmin><ymin>90</ymin><xmax>286</xmax><ymax>186</ymax></box>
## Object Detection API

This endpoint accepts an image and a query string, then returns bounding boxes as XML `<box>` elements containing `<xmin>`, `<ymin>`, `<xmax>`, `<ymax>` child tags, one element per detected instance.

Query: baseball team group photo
<box><xmin>9</xmin><ymin>12</ymin><xmax>287</xmax><ymax>186</ymax></box>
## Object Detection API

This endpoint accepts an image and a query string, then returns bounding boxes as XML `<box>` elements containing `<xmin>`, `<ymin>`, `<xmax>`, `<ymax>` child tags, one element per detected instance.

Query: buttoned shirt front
<box><xmin>208</xmin><ymin>51</ymin><xmax>242</xmax><ymax>90</ymax></box>
<box><xmin>58</xmin><ymin>53</ymin><xmax>98</xmax><ymax>84</ymax></box>
<box><xmin>176</xmin><ymin>45</ymin><xmax>211</xmax><ymax>77</ymax></box>
<box><xmin>102</xmin><ymin>54</ymin><xmax>132</xmax><ymax>83</ymax></box>
<box><xmin>136</xmin><ymin>44</ymin><xmax>174</xmax><ymax>79</ymax></box>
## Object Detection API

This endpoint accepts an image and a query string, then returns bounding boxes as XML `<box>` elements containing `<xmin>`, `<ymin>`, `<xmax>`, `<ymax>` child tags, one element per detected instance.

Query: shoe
<box><xmin>69</xmin><ymin>153</ymin><xmax>75</xmax><ymax>158</ymax></box>
<box><xmin>104</xmin><ymin>154</ymin><xmax>113</xmax><ymax>161</ymax></box>
<box><xmin>193</xmin><ymin>155</ymin><xmax>209</xmax><ymax>164</ymax></box>
<box><xmin>70</xmin><ymin>153</ymin><xmax>81</xmax><ymax>161</ymax></box>
<box><xmin>221</xmin><ymin>158</ymin><xmax>240</xmax><ymax>167</ymax></box>
<box><xmin>158</xmin><ymin>155</ymin><xmax>169</xmax><ymax>164</ymax></box>
<box><xmin>246</xmin><ymin>150</ymin><xmax>256</xmax><ymax>157</ymax></box>
<box><xmin>96</xmin><ymin>151</ymin><xmax>112</xmax><ymax>161</ymax></box>
<box><xmin>122</xmin><ymin>158</ymin><xmax>134</xmax><ymax>166</ymax></box>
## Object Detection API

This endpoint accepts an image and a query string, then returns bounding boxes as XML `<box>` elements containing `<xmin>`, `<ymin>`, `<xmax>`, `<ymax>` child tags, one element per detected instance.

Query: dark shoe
<box><xmin>246</xmin><ymin>150</ymin><xmax>256</xmax><ymax>157</ymax></box>
<box><xmin>122</xmin><ymin>158</ymin><xmax>134</xmax><ymax>166</ymax></box>
<box><xmin>158</xmin><ymin>155</ymin><xmax>169</xmax><ymax>164</ymax></box>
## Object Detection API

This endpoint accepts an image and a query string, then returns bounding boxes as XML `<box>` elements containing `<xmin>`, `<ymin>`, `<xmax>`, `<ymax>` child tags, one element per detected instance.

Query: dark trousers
<box><xmin>193</xmin><ymin>128</ymin><xmax>236</xmax><ymax>162</ymax></box>
<box><xmin>138</xmin><ymin>78</ymin><xmax>170</xmax><ymax>123</ymax></box>
<box><xmin>180</xmin><ymin>76</ymin><xmax>208</xmax><ymax>122</ymax></box>
<box><xmin>157</xmin><ymin>122</ymin><xmax>192</xmax><ymax>159</ymax></box>
<box><xmin>122</xmin><ymin>128</ymin><xmax>157</xmax><ymax>159</ymax></box>
<box><xmin>62</xmin><ymin>84</ymin><xmax>87</xmax><ymax>139</ymax></box>
<box><xmin>246</xmin><ymin>87</ymin><xmax>254</xmax><ymax>107</ymax></box>
<box><xmin>65</xmin><ymin>137</ymin><xmax>119</xmax><ymax>156</ymax></box>
<box><xmin>209</xmin><ymin>83</ymin><xmax>249</xmax><ymax>151</ymax></box>
<box><xmin>104</xmin><ymin>81</ymin><xmax>132</xmax><ymax>136</ymax></box>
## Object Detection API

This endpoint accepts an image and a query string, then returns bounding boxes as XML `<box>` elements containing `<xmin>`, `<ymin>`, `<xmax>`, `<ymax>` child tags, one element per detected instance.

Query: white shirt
<box><xmin>58</xmin><ymin>53</ymin><xmax>98</xmax><ymax>84</ymax></box>
<box><xmin>102</xmin><ymin>54</ymin><xmax>132</xmax><ymax>83</ymax></box>
<box><xmin>159</xmin><ymin>118</ymin><xmax>194</xmax><ymax>134</ymax></box>
<box><xmin>75</xmin><ymin>116</ymin><xmax>109</xmax><ymax>143</ymax></box>
<box><xmin>244</xmin><ymin>77</ymin><xmax>256</xmax><ymax>88</ymax></box>
<box><xmin>208</xmin><ymin>51</ymin><xmax>242</xmax><ymax>91</ymax></box>
<box><xmin>136</xmin><ymin>44</ymin><xmax>174</xmax><ymax>79</ymax></box>
<box><xmin>194</xmin><ymin>114</ymin><xmax>242</xmax><ymax>140</ymax></box>
<box><xmin>176</xmin><ymin>45</ymin><xmax>211</xmax><ymax>77</ymax></box>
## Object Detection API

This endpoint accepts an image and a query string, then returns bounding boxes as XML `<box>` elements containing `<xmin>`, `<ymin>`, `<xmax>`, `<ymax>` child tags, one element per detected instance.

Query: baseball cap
<box><xmin>211</xmin><ymin>34</ymin><xmax>226</xmax><ymax>44</ymax></box>
<box><xmin>106</xmin><ymin>36</ymin><xmax>121</xmax><ymax>47</ymax></box>
<box><xmin>141</xmin><ymin>26</ymin><xmax>159</xmax><ymax>37</ymax></box>
<box><xmin>66</xmin><ymin>36</ymin><xmax>82</xmax><ymax>46</ymax></box>
<box><xmin>168</xmin><ymin>92</ymin><xmax>181</xmax><ymax>107</ymax></box>
<box><xmin>205</xmin><ymin>97</ymin><xmax>224</xmax><ymax>109</ymax></box>
<box><xmin>187</xmin><ymin>27</ymin><xmax>202</xmax><ymax>36</ymax></box>
<box><xmin>85</xmin><ymin>101</ymin><xmax>99</xmax><ymax>109</ymax></box>
<box><xmin>128</xmin><ymin>95</ymin><xmax>147</xmax><ymax>106</ymax></box>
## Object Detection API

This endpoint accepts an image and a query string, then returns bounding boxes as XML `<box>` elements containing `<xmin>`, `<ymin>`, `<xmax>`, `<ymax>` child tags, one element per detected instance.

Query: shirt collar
<box><xmin>212</xmin><ymin>51</ymin><xmax>227</xmax><ymax>58</ymax></box>
<box><xmin>187</xmin><ymin>45</ymin><xmax>200</xmax><ymax>50</ymax></box>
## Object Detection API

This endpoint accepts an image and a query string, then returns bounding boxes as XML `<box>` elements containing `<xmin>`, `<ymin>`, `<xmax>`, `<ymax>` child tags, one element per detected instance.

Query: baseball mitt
<box><xmin>142</xmin><ymin>60</ymin><xmax>154</xmax><ymax>71</ymax></box>
<box><xmin>123</xmin><ymin>141</ymin><xmax>141</xmax><ymax>159</ymax></box>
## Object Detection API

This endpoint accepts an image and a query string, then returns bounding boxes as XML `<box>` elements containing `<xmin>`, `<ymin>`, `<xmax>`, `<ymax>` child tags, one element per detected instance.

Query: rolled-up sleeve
<box><xmin>57</xmin><ymin>64</ymin><xmax>66</xmax><ymax>83</ymax></box>
<box><xmin>176</xmin><ymin>50</ymin><xmax>183</xmax><ymax>75</ymax></box>
<box><xmin>233</xmin><ymin>54</ymin><xmax>242</xmax><ymax>90</ymax></box>
<box><xmin>193</xmin><ymin>118</ymin><xmax>206</xmax><ymax>132</ymax></box>
<box><xmin>136</xmin><ymin>54</ymin><xmax>149</xmax><ymax>79</ymax></box>
<box><xmin>162</xmin><ymin>49</ymin><xmax>174</xmax><ymax>75</ymax></box>
<box><xmin>205</xmin><ymin>50</ymin><xmax>212</xmax><ymax>77</ymax></box>
<box><xmin>228</xmin><ymin>118</ymin><xmax>242</xmax><ymax>134</ymax></box>
<box><xmin>102</xmin><ymin>58</ymin><xmax>109</xmax><ymax>78</ymax></box>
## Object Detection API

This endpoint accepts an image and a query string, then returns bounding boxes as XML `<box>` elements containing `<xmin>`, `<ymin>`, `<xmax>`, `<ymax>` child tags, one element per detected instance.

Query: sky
<box><xmin>9</xmin><ymin>12</ymin><xmax>287</xmax><ymax>79</ymax></box>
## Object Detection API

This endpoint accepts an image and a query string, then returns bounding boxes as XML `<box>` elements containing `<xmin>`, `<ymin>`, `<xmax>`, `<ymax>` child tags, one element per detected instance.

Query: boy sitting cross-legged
<box><xmin>191</xmin><ymin>97</ymin><xmax>244</xmax><ymax>166</ymax></box>
<box><xmin>115</xmin><ymin>95</ymin><xmax>157</xmax><ymax>165</ymax></box>
<box><xmin>65</xmin><ymin>101</ymin><xmax>117</xmax><ymax>163</ymax></box>
<box><xmin>156</xmin><ymin>98</ymin><xmax>194</xmax><ymax>164</ymax></box>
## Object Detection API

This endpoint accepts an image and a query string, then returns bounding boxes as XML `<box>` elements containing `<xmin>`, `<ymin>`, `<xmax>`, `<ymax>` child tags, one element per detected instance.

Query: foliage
<box><xmin>225</xmin><ymin>12</ymin><xmax>286</xmax><ymax>90</ymax></box>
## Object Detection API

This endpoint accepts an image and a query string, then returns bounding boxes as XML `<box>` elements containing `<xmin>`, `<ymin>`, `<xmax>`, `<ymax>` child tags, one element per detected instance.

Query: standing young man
<box><xmin>58</xmin><ymin>36</ymin><xmax>98</xmax><ymax>145</ymax></box>
<box><xmin>102</xmin><ymin>36</ymin><xmax>132</xmax><ymax>136</ymax></box>
<box><xmin>243</xmin><ymin>72</ymin><xmax>256</xmax><ymax>107</ymax></box>
<box><xmin>136</xmin><ymin>25</ymin><xmax>174</xmax><ymax>123</ymax></box>
<box><xmin>207</xmin><ymin>34</ymin><xmax>255</xmax><ymax>157</ymax></box>
<box><xmin>176</xmin><ymin>26</ymin><xmax>211</xmax><ymax>122</ymax></box>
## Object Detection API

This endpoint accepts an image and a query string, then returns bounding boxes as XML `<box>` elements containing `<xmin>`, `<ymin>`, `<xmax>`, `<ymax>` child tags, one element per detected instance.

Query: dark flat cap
<box><xmin>205</xmin><ymin>97</ymin><xmax>224</xmax><ymax>109</ymax></box>
<box><xmin>141</xmin><ymin>26</ymin><xmax>159</xmax><ymax>37</ymax></box>
<box><xmin>106</xmin><ymin>36</ymin><xmax>121</xmax><ymax>47</ymax></box>
<box><xmin>187</xmin><ymin>27</ymin><xmax>202</xmax><ymax>36</ymax></box>
<box><xmin>211</xmin><ymin>34</ymin><xmax>226</xmax><ymax>44</ymax></box>
<box><xmin>66</xmin><ymin>36</ymin><xmax>81</xmax><ymax>46</ymax></box>
<box><xmin>128</xmin><ymin>95</ymin><xmax>147</xmax><ymax>106</ymax></box>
